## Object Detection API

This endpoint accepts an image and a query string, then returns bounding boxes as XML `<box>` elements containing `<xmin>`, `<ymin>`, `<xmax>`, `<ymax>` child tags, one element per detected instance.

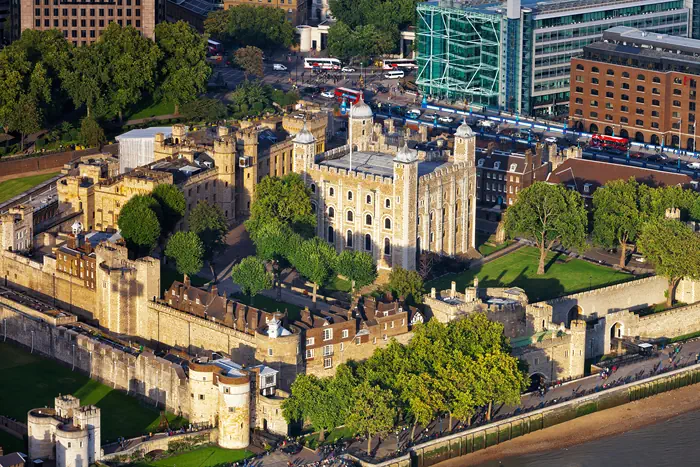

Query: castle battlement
<box><xmin>418</xmin><ymin>161</ymin><xmax>469</xmax><ymax>182</ymax></box>
<box><xmin>309</xmin><ymin>163</ymin><xmax>394</xmax><ymax>184</ymax></box>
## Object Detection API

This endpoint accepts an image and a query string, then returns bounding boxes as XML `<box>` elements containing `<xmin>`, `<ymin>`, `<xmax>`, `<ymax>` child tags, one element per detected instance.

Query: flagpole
<box><xmin>349</xmin><ymin>100</ymin><xmax>353</xmax><ymax>172</ymax></box>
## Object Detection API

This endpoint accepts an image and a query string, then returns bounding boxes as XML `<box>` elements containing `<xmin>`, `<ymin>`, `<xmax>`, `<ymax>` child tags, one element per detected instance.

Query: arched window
<box><xmin>385</xmin><ymin>198</ymin><xmax>391</xmax><ymax>208</ymax></box>
<box><xmin>366</xmin><ymin>194</ymin><xmax>372</xmax><ymax>204</ymax></box>
<box><xmin>328</xmin><ymin>207</ymin><xmax>335</xmax><ymax>218</ymax></box>
<box><xmin>576</xmin><ymin>64</ymin><xmax>584</xmax><ymax>70</ymax></box>
<box><xmin>311</xmin><ymin>202</ymin><xmax>317</xmax><ymax>213</ymax></box>
<box><xmin>384</xmin><ymin>218</ymin><xmax>392</xmax><ymax>230</ymax></box>
<box><xmin>329</xmin><ymin>187</ymin><xmax>335</xmax><ymax>196</ymax></box>
<box><xmin>592</xmin><ymin>66</ymin><xmax>599</xmax><ymax>73</ymax></box>
<box><xmin>622</xmin><ymin>71</ymin><xmax>629</xmax><ymax>78</ymax></box>
<box><xmin>347</xmin><ymin>191</ymin><xmax>353</xmax><ymax>200</ymax></box>
<box><xmin>365</xmin><ymin>234</ymin><xmax>372</xmax><ymax>251</ymax></box>
<box><xmin>637</xmin><ymin>74</ymin><xmax>645</xmax><ymax>81</ymax></box>
<box><xmin>328</xmin><ymin>226</ymin><xmax>334</xmax><ymax>243</ymax></box>
<box><xmin>346</xmin><ymin>230</ymin><xmax>353</xmax><ymax>247</ymax></box>
<box><xmin>606</xmin><ymin>69</ymin><xmax>614</xmax><ymax>76</ymax></box>
<box><xmin>347</xmin><ymin>210</ymin><xmax>354</xmax><ymax>222</ymax></box>
<box><xmin>383</xmin><ymin>238</ymin><xmax>391</xmax><ymax>256</ymax></box>
<box><xmin>365</xmin><ymin>214</ymin><xmax>372</xmax><ymax>226</ymax></box>
<box><xmin>310</xmin><ymin>184</ymin><xmax>316</xmax><ymax>193</ymax></box>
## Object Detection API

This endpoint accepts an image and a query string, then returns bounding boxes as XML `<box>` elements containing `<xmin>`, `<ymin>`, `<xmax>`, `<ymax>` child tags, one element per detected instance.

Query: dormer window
<box><xmin>510</xmin><ymin>163</ymin><xmax>517</xmax><ymax>172</ymax></box>
<box><xmin>477</xmin><ymin>159</ymin><xmax>484</xmax><ymax>167</ymax></box>
<box><xmin>494</xmin><ymin>161</ymin><xmax>500</xmax><ymax>170</ymax></box>
<box><xmin>383</xmin><ymin>310</ymin><xmax>389</xmax><ymax>317</ymax></box>
<box><xmin>195</xmin><ymin>298</ymin><xmax>200</xmax><ymax>305</ymax></box>
<box><xmin>583</xmin><ymin>183</ymin><xmax>592</xmax><ymax>194</ymax></box>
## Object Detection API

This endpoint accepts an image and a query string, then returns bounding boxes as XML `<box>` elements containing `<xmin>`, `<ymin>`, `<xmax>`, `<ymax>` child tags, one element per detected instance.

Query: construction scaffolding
<box><xmin>416</xmin><ymin>3</ymin><xmax>503</xmax><ymax>107</ymax></box>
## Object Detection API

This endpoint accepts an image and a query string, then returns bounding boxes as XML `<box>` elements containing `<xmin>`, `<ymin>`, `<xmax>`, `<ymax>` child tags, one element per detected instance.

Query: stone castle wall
<box><xmin>1</xmin><ymin>304</ymin><xmax>190</xmax><ymax>417</ymax></box>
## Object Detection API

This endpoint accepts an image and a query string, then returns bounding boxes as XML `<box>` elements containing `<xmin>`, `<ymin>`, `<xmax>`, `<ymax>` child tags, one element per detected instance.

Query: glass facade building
<box><xmin>417</xmin><ymin>0</ymin><xmax>694</xmax><ymax>117</ymax></box>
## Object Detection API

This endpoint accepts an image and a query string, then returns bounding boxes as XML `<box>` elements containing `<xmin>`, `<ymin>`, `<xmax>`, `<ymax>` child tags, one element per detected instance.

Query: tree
<box><xmin>290</xmin><ymin>237</ymin><xmax>337</xmax><ymax>309</ymax></box>
<box><xmin>396</xmin><ymin>371</ymin><xmax>444</xmax><ymax>441</ymax></box>
<box><xmin>79</xmin><ymin>115</ymin><xmax>105</xmax><ymax>149</ymax></box>
<box><xmin>478</xmin><ymin>351</ymin><xmax>527</xmax><ymax>421</ymax></box>
<box><xmin>346</xmin><ymin>381</ymin><xmax>396</xmax><ymax>455</ymax></box>
<box><xmin>230</xmin><ymin>256</ymin><xmax>272</xmax><ymax>304</ymax></box>
<box><xmin>180</xmin><ymin>98</ymin><xmax>228</xmax><ymax>123</ymax></box>
<box><xmin>335</xmin><ymin>250</ymin><xmax>377</xmax><ymax>292</ymax></box>
<box><xmin>592</xmin><ymin>179</ymin><xmax>650</xmax><ymax>268</ymax></box>
<box><xmin>234</xmin><ymin>46</ymin><xmax>264</xmax><ymax>80</ymax></box>
<box><xmin>252</xmin><ymin>221</ymin><xmax>301</xmax><ymax>300</ymax></box>
<box><xmin>327</xmin><ymin>22</ymin><xmax>395</xmax><ymax>63</ymax></box>
<box><xmin>152</xmin><ymin>184</ymin><xmax>186</xmax><ymax>236</ymax></box>
<box><xmin>504</xmin><ymin>182</ymin><xmax>587</xmax><ymax>275</ymax></box>
<box><xmin>246</xmin><ymin>173</ymin><xmax>316</xmax><ymax>238</ymax></box>
<box><xmin>117</xmin><ymin>200</ymin><xmax>161</xmax><ymax>256</ymax></box>
<box><xmin>8</xmin><ymin>93</ymin><xmax>42</xmax><ymax>151</ymax></box>
<box><xmin>155</xmin><ymin>21</ymin><xmax>211</xmax><ymax>115</ymax></box>
<box><xmin>387</xmin><ymin>267</ymin><xmax>424</xmax><ymax>304</ymax></box>
<box><xmin>165</xmin><ymin>231</ymin><xmax>204</xmax><ymax>278</ymax></box>
<box><xmin>638</xmin><ymin>219</ymin><xmax>700</xmax><ymax>307</ymax></box>
<box><xmin>282</xmin><ymin>375</ymin><xmax>339</xmax><ymax>442</ymax></box>
<box><xmin>189</xmin><ymin>201</ymin><xmax>229</xmax><ymax>267</ymax></box>
<box><xmin>61</xmin><ymin>44</ymin><xmax>108</xmax><ymax>117</ymax></box>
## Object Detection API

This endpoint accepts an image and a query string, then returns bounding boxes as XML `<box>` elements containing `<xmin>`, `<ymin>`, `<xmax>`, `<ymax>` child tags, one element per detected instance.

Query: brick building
<box><xmin>570</xmin><ymin>26</ymin><xmax>700</xmax><ymax>150</ymax></box>
<box><xmin>19</xmin><ymin>0</ymin><xmax>164</xmax><ymax>45</ymax></box>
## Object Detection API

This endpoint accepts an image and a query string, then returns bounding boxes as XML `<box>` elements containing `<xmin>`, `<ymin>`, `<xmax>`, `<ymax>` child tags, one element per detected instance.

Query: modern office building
<box><xmin>417</xmin><ymin>0</ymin><xmax>693</xmax><ymax>117</ymax></box>
<box><xmin>223</xmin><ymin>0</ymin><xmax>307</xmax><ymax>26</ymax></box>
<box><xmin>571</xmin><ymin>26</ymin><xmax>700</xmax><ymax>150</ymax></box>
<box><xmin>19</xmin><ymin>0</ymin><xmax>165</xmax><ymax>45</ymax></box>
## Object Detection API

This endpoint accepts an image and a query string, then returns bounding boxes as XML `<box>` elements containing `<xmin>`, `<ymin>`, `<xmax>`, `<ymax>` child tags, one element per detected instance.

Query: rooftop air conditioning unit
<box><xmin>239</xmin><ymin>156</ymin><xmax>253</xmax><ymax>168</ymax></box>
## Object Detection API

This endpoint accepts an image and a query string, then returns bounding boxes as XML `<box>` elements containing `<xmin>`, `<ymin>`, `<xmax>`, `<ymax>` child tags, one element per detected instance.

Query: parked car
<box><xmin>646</xmin><ymin>153</ymin><xmax>668</xmax><ymax>163</ymax></box>
<box><xmin>273</xmin><ymin>63</ymin><xmax>288</xmax><ymax>71</ymax></box>
<box><xmin>407</xmin><ymin>109</ymin><xmax>422</xmax><ymax>118</ymax></box>
<box><xmin>688</xmin><ymin>161</ymin><xmax>700</xmax><ymax>169</ymax></box>
<box><xmin>341</xmin><ymin>66</ymin><xmax>356</xmax><ymax>72</ymax></box>
<box><xmin>438</xmin><ymin>116</ymin><xmax>454</xmax><ymax>123</ymax></box>
<box><xmin>544</xmin><ymin>136</ymin><xmax>558</xmax><ymax>144</ymax></box>
<box><xmin>320</xmin><ymin>90</ymin><xmax>335</xmax><ymax>98</ymax></box>
<box><xmin>424</xmin><ymin>113</ymin><xmax>438</xmax><ymax>120</ymax></box>
<box><xmin>629</xmin><ymin>152</ymin><xmax>645</xmax><ymax>159</ymax></box>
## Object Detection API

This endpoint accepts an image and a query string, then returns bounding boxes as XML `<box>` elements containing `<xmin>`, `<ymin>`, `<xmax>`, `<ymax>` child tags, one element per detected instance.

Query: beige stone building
<box><xmin>293</xmin><ymin>99</ymin><xmax>478</xmax><ymax>270</ymax></box>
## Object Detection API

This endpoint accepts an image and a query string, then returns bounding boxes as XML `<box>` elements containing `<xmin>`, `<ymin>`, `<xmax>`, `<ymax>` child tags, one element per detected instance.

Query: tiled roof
<box><xmin>546</xmin><ymin>158</ymin><xmax>693</xmax><ymax>196</ymax></box>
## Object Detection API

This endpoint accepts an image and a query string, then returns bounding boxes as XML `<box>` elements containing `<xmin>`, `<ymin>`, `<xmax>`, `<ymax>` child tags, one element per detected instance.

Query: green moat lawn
<box><xmin>0</xmin><ymin>172</ymin><xmax>59</xmax><ymax>204</ymax></box>
<box><xmin>131</xmin><ymin>446</ymin><xmax>253</xmax><ymax>467</ymax></box>
<box><xmin>0</xmin><ymin>342</ymin><xmax>185</xmax><ymax>443</ymax></box>
<box><xmin>426</xmin><ymin>246</ymin><xmax>635</xmax><ymax>302</ymax></box>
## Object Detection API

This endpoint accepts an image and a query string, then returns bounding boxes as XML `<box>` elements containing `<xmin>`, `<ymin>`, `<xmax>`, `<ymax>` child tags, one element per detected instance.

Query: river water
<box><xmin>477</xmin><ymin>410</ymin><xmax>700</xmax><ymax>467</ymax></box>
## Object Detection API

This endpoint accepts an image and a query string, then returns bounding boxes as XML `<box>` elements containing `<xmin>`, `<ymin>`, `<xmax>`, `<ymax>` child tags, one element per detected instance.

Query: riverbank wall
<box><xmin>351</xmin><ymin>362</ymin><xmax>700</xmax><ymax>467</ymax></box>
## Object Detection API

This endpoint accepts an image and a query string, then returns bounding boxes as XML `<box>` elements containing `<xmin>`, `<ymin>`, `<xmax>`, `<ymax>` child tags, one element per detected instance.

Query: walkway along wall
<box><xmin>371</xmin><ymin>364</ymin><xmax>700</xmax><ymax>467</ymax></box>
<box><xmin>349</xmin><ymin>364</ymin><xmax>700</xmax><ymax>467</ymax></box>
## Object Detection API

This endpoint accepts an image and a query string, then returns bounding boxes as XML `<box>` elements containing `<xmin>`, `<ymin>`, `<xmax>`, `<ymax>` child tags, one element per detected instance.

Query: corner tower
<box><xmin>349</xmin><ymin>96</ymin><xmax>373</xmax><ymax>152</ymax></box>
<box><xmin>393</xmin><ymin>144</ymin><xmax>419</xmax><ymax>270</ymax></box>
<box><xmin>213</xmin><ymin>127</ymin><xmax>237</xmax><ymax>221</ymax></box>
<box><xmin>292</xmin><ymin>122</ymin><xmax>317</xmax><ymax>179</ymax></box>
<box><xmin>454</xmin><ymin>120</ymin><xmax>476</xmax><ymax>166</ymax></box>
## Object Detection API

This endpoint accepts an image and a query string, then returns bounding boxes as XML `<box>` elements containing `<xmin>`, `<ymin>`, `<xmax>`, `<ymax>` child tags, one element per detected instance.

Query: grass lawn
<box><xmin>233</xmin><ymin>293</ymin><xmax>303</xmax><ymax>321</ymax></box>
<box><xmin>131</xmin><ymin>446</ymin><xmax>253</xmax><ymax>467</ymax></box>
<box><xmin>0</xmin><ymin>342</ymin><xmax>186</xmax><ymax>443</ymax></box>
<box><xmin>0</xmin><ymin>430</ymin><xmax>25</xmax><ymax>454</ymax></box>
<box><xmin>475</xmin><ymin>232</ymin><xmax>513</xmax><ymax>257</ymax></box>
<box><xmin>129</xmin><ymin>99</ymin><xmax>176</xmax><ymax>120</ymax></box>
<box><xmin>161</xmin><ymin>264</ymin><xmax>210</xmax><ymax>295</ymax></box>
<box><xmin>426</xmin><ymin>247</ymin><xmax>634</xmax><ymax>302</ymax></box>
<box><xmin>0</xmin><ymin>172</ymin><xmax>59</xmax><ymax>204</ymax></box>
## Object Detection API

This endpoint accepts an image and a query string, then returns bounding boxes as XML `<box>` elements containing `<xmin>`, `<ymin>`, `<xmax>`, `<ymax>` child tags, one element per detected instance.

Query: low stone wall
<box><xmin>350</xmin><ymin>363</ymin><xmax>700</xmax><ymax>467</ymax></box>
<box><xmin>102</xmin><ymin>430</ymin><xmax>215</xmax><ymax>462</ymax></box>
<box><xmin>0</xmin><ymin>415</ymin><xmax>27</xmax><ymax>439</ymax></box>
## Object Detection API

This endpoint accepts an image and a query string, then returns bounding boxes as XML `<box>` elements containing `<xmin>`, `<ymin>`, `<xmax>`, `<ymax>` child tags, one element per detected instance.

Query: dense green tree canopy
<box><xmin>638</xmin><ymin>218</ymin><xmax>700</xmax><ymax>307</ymax></box>
<box><xmin>189</xmin><ymin>201</ymin><xmax>229</xmax><ymax>262</ymax></box>
<box><xmin>152</xmin><ymin>184</ymin><xmax>186</xmax><ymax>236</ymax></box>
<box><xmin>180</xmin><ymin>98</ymin><xmax>228</xmax><ymax>123</ymax></box>
<box><xmin>230</xmin><ymin>256</ymin><xmax>273</xmax><ymax>303</ymax></box>
<box><xmin>246</xmin><ymin>173</ymin><xmax>316</xmax><ymax>238</ymax></box>
<box><xmin>504</xmin><ymin>182</ymin><xmax>587</xmax><ymax>274</ymax></box>
<box><xmin>290</xmin><ymin>237</ymin><xmax>336</xmax><ymax>308</ymax></box>
<box><xmin>165</xmin><ymin>231</ymin><xmax>205</xmax><ymax>278</ymax></box>
<box><xmin>592</xmin><ymin>178</ymin><xmax>651</xmax><ymax>267</ymax></box>
<box><xmin>234</xmin><ymin>46</ymin><xmax>264</xmax><ymax>80</ymax></box>
<box><xmin>327</xmin><ymin>22</ymin><xmax>395</xmax><ymax>63</ymax></box>
<box><xmin>155</xmin><ymin>21</ymin><xmax>212</xmax><ymax>115</ymax></box>
<box><xmin>346</xmin><ymin>381</ymin><xmax>397</xmax><ymax>455</ymax></box>
<box><xmin>79</xmin><ymin>115</ymin><xmax>105</xmax><ymax>149</ymax></box>
<box><xmin>204</xmin><ymin>6</ymin><xmax>295</xmax><ymax>49</ymax></box>
<box><xmin>336</xmin><ymin>250</ymin><xmax>377</xmax><ymax>292</ymax></box>
<box><xmin>387</xmin><ymin>267</ymin><xmax>424</xmax><ymax>304</ymax></box>
<box><xmin>118</xmin><ymin>198</ymin><xmax>161</xmax><ymax>256</ymax></box>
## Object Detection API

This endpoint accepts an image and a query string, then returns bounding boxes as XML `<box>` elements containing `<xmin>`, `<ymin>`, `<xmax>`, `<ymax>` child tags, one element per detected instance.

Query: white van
<box><xmin>273</xmin><ymin>63</ymin><xmax>288</xmax><ymax>71</ymax></box>
<box><xmin>384</xmin><ymin>70</ymin><xmax>405</xmax><ymax>79</ymax></box>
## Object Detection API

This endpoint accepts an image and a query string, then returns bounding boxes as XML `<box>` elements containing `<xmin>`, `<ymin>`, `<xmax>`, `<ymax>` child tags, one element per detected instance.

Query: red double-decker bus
<box><xmin>334</xmin><ymin>87</ymin><xmax>363</xmax><ymax>105</ymax></box>
<box><xmin>590</xmin><ymin>134</ymin><xmax>630</xmax><ymax>152</ymax></box>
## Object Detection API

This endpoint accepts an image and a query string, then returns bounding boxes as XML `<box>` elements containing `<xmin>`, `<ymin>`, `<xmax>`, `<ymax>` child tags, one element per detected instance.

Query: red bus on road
<box><xmin>590</xmin><ymin>134</ymin><xmax>629</xmax><ymax>152</ymax></box>
<box><xmin>334</xmin><ymin>87</ymin><xmax>363</xmax><ymax>105</ymax></box>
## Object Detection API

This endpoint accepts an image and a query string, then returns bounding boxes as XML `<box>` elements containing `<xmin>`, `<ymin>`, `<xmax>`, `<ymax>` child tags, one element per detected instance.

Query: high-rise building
<box><xmin>18</xmin><ymin>0</ymin><xmax>165</xmax><ymax>45</ymax></box>
<box><xmin>570</xmin><ymin>26</ymin><xmax>700</xmax><ymax>150</ymax></box>
<box><xmin>417</xmin><ymin>0</ymin><xmax>692</xmax><ymax>117</ymax></box>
